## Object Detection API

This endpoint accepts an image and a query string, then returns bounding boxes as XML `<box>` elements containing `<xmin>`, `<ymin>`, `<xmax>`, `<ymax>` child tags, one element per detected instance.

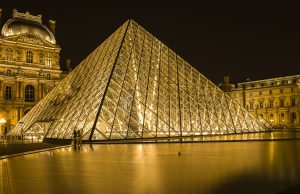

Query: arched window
<box><xmin>250</xmin><ymin>101</ymin><xmax>254</xmax><ymax>109</ymax></box>
<box><xmin>6</xmin><ymin>47</ymin><xmax>13</xmax><ymax>61</ymax></box>
<box><xmin>259</xmin><ymin>101</ymin><xmax>264</xmax><ymax>108</ymax></box>
<box><xmin>7</xmin><ymin>70</ymin><xmax>11</xmax><ymax>76</ymax></box>
<box><xmin>45</xmin><ymin>52</ymin><xmax>52</xmax><ymax>67</ymax></box>
<box><xmin>5</xmin><ymin>86</ymin><xmax>12</xmax><ymax>100</ymax></box>
<box><xmin>291</xmin><ymin>112</ymin><xmax>297</xmax><ymax>124</ymax></box>
<box><xmin>26</xmin><ymin>50</ymin><xmax>33</xmax><ymax>63</ymax></box>
<box><xmin>291</xmin><ymin>97</ymin><xmax>296</xmax><ymax>106</ymax></box>
<box><xmin>25</xmin><ymin>85</ymin><xmax>35</xmax><ymax>102</ymax></box>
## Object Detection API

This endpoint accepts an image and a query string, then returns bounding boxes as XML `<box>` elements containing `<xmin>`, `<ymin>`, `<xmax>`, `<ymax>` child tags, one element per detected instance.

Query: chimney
<box><xmin>66</xmin><ymin>59</ymin><xmax>72</xmax><ymax>72</ymax></box>
<box><xmin>224</xmin><ymin>76</ymin><xmax>230</xmax><ymax>85</ymax></box>
<box><xmin>48</xmin><ymin>19</ymin><xmax>56</xmax><ymax>35</ymax></box>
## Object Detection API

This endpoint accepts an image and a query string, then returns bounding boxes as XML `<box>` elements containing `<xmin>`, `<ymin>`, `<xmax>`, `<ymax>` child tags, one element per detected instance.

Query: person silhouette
<box><xmin>77</xmin><ymin>130</ymin><xmax>82</xmax><ymax>146</ymax></box>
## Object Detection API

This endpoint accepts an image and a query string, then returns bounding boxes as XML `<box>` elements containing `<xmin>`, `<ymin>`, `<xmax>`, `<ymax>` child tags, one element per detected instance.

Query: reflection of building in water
<box><xmin>220</xmin><ymin>75</ymin><xmax>300</xmax><ymax>128</ymax></box>
<box><xmin>0</xmin><ymin>9</ymin><xmax>68</xmax><ymax>136</ymax></box>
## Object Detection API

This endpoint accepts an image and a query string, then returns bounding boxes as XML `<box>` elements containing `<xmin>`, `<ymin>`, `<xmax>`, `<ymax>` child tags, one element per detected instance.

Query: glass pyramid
<box><xmin>9</xmin><ymin>20</ymin><xmax>273</xmax><ymax>142</ymax></box>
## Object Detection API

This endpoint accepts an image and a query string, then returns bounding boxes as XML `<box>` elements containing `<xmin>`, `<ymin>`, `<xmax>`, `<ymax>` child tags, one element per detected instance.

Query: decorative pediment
<box><xmin>2</xmin><ymin>33</ymin><xmax>55</xmax><ymax>47</ymax></box>
<box><xmin>17</xmin><ymin>34</ymin><xmax>44</xmax><ymax>45</ymax></box>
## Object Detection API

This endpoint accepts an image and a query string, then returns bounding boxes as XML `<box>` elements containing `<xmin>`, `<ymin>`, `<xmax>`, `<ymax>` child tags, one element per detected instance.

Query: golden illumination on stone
<box><xmin>222</xmin><ymin>75</ymin><xmax>300</xmax><ymax>128</ymax></box>
<box><xmin>0</xmin><ymin>9</ymin><xmax>66</xmax><ymax>135</ymax></box>
<box><xmin>1</xmin><ymin>9</ymin><xmax>56</xmax><ymax>44</ymax></box>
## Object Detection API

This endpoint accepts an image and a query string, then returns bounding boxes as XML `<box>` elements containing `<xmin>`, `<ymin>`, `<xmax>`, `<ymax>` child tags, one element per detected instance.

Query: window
<box><xmin>269</xmin><ymin>100</ymin><xmax>274</xmax><ymax>108</ymax></box>
<box><xmin>269</xmin><ymin>90</ymin><xmax>272</xmax><ymax>94</ymax></box>
<box><xmin>45</xmin><ymin>52</ymin><xmax>52</xmax><ymax>67</ymax></box>
<box><xmin>291</xmin><ymin>98</ymin><xmax>296</xmax><ymax>106</ymax></box>
<box><xmin>250</xmin><ymin>101</ymin><xmax>254</xmax><ymax>109</ymax></box>
<box><xmin>7</xmin><ymin>70</ymin><xmax>11</xmax><ymax>76</ymax></box>
<box><xmin>25</xmin><ymin>85</ymin><xmax>35</xmax><ymax>102</ymax></box>
<box><xmin>291</xmin><ymin>112</ymin><xmax>297</xmax><ymax>123</ymax></box>
<box><xmin>259</xmin><ymin>101</ymin><xmax>264</xmax><ymax>108</ymax></box>
<box><xmin>291</xmin><ymin>87</ymin><xmax>296</xmax><ymax>92</ymax></box>
<box><xmin>280</xmin><ymin>88</ymin><xmax>283</xmax><ymax>93</ymax></box>
<box><xmin>26</xmin><ymin>50</ymin><xmax>33</xmax><ymax>63</ymax></box>
<box><xmin>259</xmin><ymin>91</ymin><xmax>262</xmax><ymax>95</ymax></box>
<box><xmin>5</xmin><ymin>86</ymin><xmax>12</xmax><ymax>100</ymax></box>
<box><xmin>280</xmin><ymin>99</ymin><xmax>284</xmax><ymax>107</ymax></box>
<box><xmin>6</xmin><ymin>47</ymin><xmax>13</xmax><ymax>61</ymax></box>
<box><xmin>47</xmin><ymin>74</ymin><xmax>51</xmax><ymax>80</ymax></box>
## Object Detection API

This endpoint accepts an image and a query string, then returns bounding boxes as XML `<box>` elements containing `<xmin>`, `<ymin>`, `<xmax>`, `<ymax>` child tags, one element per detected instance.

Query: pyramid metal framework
<box><xmin>9</xmin><ymin>20</ymin><xmax>272</xmax><ymax>142</ymax></box>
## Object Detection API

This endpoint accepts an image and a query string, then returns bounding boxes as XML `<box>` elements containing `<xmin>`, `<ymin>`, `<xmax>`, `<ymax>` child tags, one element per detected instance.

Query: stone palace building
<box><xmin>0</xmin><ymin>9</ymin><xmax>68</xmax><ymax>135</ymax></box>
<box><xmin>220</xmin><ymin>75</ymin><xmax>300</xmax><ymax>128</ymax></box>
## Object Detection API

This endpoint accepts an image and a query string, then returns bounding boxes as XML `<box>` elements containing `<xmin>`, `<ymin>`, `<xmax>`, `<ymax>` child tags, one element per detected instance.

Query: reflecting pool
<box><xmin>1</xmin><ymin>139</ymin><xmax>300</xmax><ymax>194</ymax></box>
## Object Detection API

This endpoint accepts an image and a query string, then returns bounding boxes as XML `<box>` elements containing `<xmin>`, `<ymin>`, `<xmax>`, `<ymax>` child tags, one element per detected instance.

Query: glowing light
<box><xmin>0</xmin><ymin>118</ymin><xmax>6</xmax><ymax>124</ymax></box>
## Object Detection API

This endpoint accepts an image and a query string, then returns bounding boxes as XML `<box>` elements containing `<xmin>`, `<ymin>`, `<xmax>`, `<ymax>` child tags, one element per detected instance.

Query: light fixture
<box><xmin>0</xmin><ymin>118</ymin><xmax>6</xmax><ymax>124</ymax></box>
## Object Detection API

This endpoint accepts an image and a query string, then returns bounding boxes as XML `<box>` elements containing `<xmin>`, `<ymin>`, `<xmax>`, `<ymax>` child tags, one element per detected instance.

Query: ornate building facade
<box><xmin>220</xmin><ymin>75</ymin><xmax>300</xmax><ymax>128</ymax></box>
<box><xmin>0</xmin><ymin>9</ymin><xmax>65</xmax><ymax>135</ymax></box>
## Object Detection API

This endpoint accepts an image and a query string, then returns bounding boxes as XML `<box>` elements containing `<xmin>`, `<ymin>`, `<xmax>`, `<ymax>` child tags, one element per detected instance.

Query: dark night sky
<box><xmin>1</xmin><ymin>1</ymin><xmax>299</xmax><ymax>84</ymax></box>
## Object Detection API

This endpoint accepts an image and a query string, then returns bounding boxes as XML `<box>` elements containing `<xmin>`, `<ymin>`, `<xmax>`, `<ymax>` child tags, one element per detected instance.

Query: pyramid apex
<box><xmin>126</xmin><ymin>19</ymin><xmax>135</xmax><ymax>25</ymax></box>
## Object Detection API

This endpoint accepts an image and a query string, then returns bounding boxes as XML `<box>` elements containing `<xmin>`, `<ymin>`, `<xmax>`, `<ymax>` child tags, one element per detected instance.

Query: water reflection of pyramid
<box><xmin>10</xmin><ymin>20</ymin><xmax>272</xmax><ymax>142</ymax></box>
